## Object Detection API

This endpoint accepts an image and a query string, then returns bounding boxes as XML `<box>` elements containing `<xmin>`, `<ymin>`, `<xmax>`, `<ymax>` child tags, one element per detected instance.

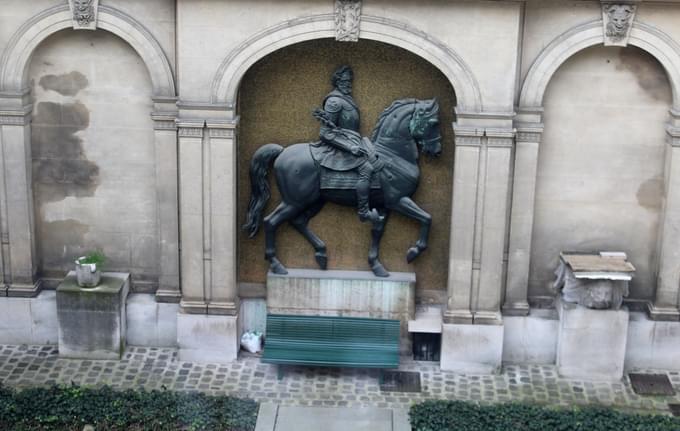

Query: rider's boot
<box><xmin>356</xmin><ymin>162</ymin><xmax>383</xmax><ymax>223</ymax></box>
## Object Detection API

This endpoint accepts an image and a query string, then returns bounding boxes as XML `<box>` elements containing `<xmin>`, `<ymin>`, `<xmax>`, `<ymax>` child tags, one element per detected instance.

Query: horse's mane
<box><xmin>370</xmin><ymin>98</ymin><xmax>416</xmax><ymax>142</ymax></box>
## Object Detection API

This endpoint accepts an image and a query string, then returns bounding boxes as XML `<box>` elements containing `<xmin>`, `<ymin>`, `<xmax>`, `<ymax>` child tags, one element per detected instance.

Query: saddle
<box><xmin>310</xmin><ymin>137</ymin><xmax>384</xmax><ymax>190</ymax></box>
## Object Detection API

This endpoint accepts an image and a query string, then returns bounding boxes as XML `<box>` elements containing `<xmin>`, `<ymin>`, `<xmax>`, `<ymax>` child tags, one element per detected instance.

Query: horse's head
<box><xmin>409</xmin><ymin>99</ymin><xmax>442</xmax><ymax>158</ymax></box>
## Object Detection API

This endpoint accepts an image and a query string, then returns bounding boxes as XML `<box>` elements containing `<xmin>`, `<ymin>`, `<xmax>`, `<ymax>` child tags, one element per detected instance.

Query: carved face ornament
<box><xmin>74</xmin><ymin>0</ymin><xmax>93</xmax><ymax>12</ymax></box>
<box><xmin>606</xmin><ymin>5</ymin><xmax>633</xmax><ymax>36</ymax></box>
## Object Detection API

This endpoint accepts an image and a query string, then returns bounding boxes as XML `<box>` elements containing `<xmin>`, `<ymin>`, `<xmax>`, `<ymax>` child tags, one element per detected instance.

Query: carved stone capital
<box><xmin>206</xmin><ymin>118</ymin><xmax>240</xmax><ymax>139</ymax></box>
<box><xmin>335</xmin><ymin>0</ymin><xmax>362</xmax><ymax>42</ymax></box>
<box><xmin>0</xmin><ymin>106</ymin><xmax>32</xmax><ymax>126</ymax></box>
<box><xmin>69</xmin><ymin>0</ymin><xmax>99</xmax><ymax>30</ymax></box>
<box><xmin>151</xmin><ymin>112</ymin><xmax>177</xmax><ymax>131</ymax></box>
<box><xmin>601</xmin><ymin>3</ymin><xmax>637</xmax><ymax>46</ymax></box>
<box><xmin>177</xmin><ymin>120</ymin><xmax>204</xmax><ymax>138</ymax></box>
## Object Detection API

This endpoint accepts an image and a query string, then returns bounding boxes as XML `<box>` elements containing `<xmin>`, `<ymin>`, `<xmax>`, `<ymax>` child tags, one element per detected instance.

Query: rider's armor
<box><xmin>314</xmin><ymin>89</ymin><xmax>381</xmax><ymax>223</ymax></box>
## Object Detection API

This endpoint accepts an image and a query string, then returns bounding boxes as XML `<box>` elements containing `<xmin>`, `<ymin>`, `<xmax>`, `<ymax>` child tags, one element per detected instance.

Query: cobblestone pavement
<box><xmin>1</xmin><ymin>344</ymin><xmax>679</xmax><ymax>414</ymax></box>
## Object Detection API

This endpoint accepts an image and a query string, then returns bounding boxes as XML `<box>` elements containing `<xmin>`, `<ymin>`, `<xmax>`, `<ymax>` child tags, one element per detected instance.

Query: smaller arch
<box><xmin>211</xmin><ymin>14</ymin><xmax>483</xmax><ymax>113</ymax></box>
<box><xmin>520</xmin><ymin>20</ymin><xmax>680</xmax><ymax>111</ymax></box>
<box><xmin>0</xmin><ymin>4</ymin><xmax>175</xmax><ymax>98</ymax></box>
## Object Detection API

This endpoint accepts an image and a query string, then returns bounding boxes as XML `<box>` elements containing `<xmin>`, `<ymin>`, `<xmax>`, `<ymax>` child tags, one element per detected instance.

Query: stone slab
<box><xmin>626</xmin><ymin>311</ymin><xmax>680</xmax><ymax>371</ymax></box>
<box><xmin>556</xmin><ymin>297</ymin><xmax>629</xmax><ymax>381</ymax></box>
<box><xmin>503</xmin><ymin>309</ymin><xmax>558</xmax><ymax>364</ymax></box>
<box><xmin>254</xmin><ymin>403</ymin><xmax>278</xmax><ymax>431</ymax></box>
<box><xmin>56</xmin><ymin>272</ymin><xmax>130</xmax><ymax>360</ymax></box>
<box><xmin>177</xmin><ymin>312</ymin><xmax>239</xmax><ymax>363</ymax></box>
<box><xmin>267</xmin><ymin>269</ymin><xmax>415</xmax><ymax>354</ymax></box>
<box><xmin>273</xmin><ymin>406</ymin><xmax>393</xmax><ymax>431</ymax></box>
<box><xmin>126</xmin><ymin>293</ymin><xmax>179</xmax><ymax>347</ymax></box>
<box><xmin>440</xmin><ymin>323</ymin><xmax>504</xmax><ymax>374</ymax></box>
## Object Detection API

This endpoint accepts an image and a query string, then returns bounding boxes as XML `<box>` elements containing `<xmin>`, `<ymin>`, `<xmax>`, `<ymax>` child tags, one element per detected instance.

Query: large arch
<box><xmin>0</xmin><ymin>4</ymin><xmax>175</xmax><ymax>97</ymax></box>
<box><xmin>520</xmin><ymin>20</ymin><xmax>680</xmax><ymax>111</ymax></box>
<box><xmin>505</xmin><ymin>18</ymin><xmax>680</xmax><ymax>321</ymax></box>
<box><xmin>210</xmin><ymin>14</ymin><xmax>482</xmax><ymax>113</ymax></box>
<box><xmin>0</xmin><ymin>4</ymin><xmax>179</xmax><ymax>301</ymax></box>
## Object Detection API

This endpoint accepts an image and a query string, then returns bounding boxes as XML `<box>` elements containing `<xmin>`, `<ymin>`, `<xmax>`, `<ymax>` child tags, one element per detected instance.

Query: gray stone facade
<box><xmin>0</xmin><ymin>0</ymin><xmax>680</xmax><ymax>372</ymax></box>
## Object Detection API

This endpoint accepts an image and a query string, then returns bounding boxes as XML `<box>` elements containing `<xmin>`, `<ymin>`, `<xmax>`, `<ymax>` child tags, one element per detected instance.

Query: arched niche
<box><xmin>506</xmin><ymin>19</ymin><xmax>680</xmax><ymax>320</ymax></box>
<box><xmin>236</xmin><ymin>38</ymin><xmax>457</xmax><ymax>295</ymax></box>
<box><xmin>0</xmin><ymin>4</ymin><xmax>179</xmax><ymax>300</ymax></box>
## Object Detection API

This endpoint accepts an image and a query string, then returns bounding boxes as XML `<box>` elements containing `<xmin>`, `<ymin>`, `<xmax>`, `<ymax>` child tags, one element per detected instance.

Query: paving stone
<box><xmin>0</xmin><ymin>345</ymin><xmax>679</xmax><ymax>413</ymax></box>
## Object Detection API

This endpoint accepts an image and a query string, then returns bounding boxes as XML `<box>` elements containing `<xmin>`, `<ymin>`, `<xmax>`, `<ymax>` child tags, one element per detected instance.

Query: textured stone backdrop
<box><xmin>237</xmin><ymin>39</ymin><xmax>456</xmax><ymax>295</ymax></box>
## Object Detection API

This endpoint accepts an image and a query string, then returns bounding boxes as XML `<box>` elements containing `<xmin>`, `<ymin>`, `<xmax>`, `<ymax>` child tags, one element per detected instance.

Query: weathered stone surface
<box><xmin>440</xmin><ymin>323</ymin><xmax>504</xmax><ymax>374</ymax></box>
<box><xmin>556</xmin><ymin>298</ymin><xmax>629</xmax><ymax>381</ymax></box>
<box><xmin>267</xmin><ymin>269</ymin><xmax>415</xmax><ymax>354</ymax></box>
<box><xmin>56</xmin><ymin>271</ymin><xmax>129</xmax><ymax>359</ymax></box>
<box><xmin>177</xmin><ymin>312</ymin><xmax>239</xmax><ymax>363</ymax></box>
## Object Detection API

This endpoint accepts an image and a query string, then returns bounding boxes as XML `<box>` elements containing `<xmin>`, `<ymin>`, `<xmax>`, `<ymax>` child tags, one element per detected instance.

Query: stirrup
<box><xmin>358</xmin><ymin>208</ymin><xmax>383</xmax><ymax>223</ymax></box>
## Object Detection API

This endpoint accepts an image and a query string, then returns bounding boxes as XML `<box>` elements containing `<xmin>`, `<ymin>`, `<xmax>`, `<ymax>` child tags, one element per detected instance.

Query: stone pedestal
<box><xmin>56</xmin><ymin>271</ymin><xmax>130</xmax><ymax>360</ymax></box>
<box><xmin>267</xmin><ymin>269</ymin><xmax>415</xmax><ymax>354</ymax></box>
<box><xmin>556</xmin><ymin>297</ymin><xmax>629</xmax><ymax>380</ymax></box>
<box><xmin>440</xmin><ymin>323</ymin><xmax>504</xmax><ymax>374</ymax></box>
<box><xmin>177</xmin><ymin>312</ymin><xmax>240</xmax><ymax>363</ymax></box>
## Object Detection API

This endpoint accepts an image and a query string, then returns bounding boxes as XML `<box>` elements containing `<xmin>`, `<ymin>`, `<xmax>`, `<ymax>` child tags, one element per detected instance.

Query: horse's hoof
<box><xmin>406</xmin><ymin>247</ymin><xmax>419</xmax><ymax>263</ymax></box>
<box><xmin>270</xmin><ymin>259</ymin><xmax>288</xmax><ymax>275</ymax></box>
<box><xmin>371</xmin><ymin>261</ymin><xmax>390</xmax><ymax>278</ymax></box>
<box><xmin>315</xmin><ymin>252</ymin><xmax>328</xmax><ymax>270</ymax></box>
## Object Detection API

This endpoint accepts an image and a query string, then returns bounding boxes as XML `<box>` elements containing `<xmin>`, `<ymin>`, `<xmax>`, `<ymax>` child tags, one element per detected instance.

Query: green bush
<box><xmin>0</xmin><ymin>383</ymin><xmax>258</xmax><ymax>431</ymax></box>
<box><xmin>410</xmin><ymin>400</ymin><xmax>680</xmax><ymax>431</ymax></box>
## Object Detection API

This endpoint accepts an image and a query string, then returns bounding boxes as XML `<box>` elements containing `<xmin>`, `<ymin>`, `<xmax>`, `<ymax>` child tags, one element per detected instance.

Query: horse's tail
<box><xmin>242</xmin><ymin>143</ymin><xmax>284</xmax><ymax>238</ymax></box>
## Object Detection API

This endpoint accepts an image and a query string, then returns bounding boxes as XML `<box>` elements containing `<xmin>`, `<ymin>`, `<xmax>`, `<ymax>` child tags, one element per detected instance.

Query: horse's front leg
<box><xmin>389</xmin><ymin>196</ymin><xmax>432</xmax><ymax>263</ymax></box>
<box><xmin>368</xmin><ymin>210</ymin><xmax>390</xmax><ymax>277</ymax></box>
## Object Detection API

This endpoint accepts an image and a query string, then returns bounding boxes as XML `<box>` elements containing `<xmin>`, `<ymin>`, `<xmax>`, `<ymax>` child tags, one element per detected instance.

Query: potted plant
<box><xmin>75</xmin><ymin>250</ymin><xmax>105</xmax><ymax>288</ymax></box>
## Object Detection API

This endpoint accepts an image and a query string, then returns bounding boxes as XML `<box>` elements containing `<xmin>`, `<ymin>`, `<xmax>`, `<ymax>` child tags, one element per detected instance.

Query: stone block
<box><xmin>0</xmin><ymin>297</ymin><xmax>33</xmax><ymax>344</ymax></box>
<box><xmin>267</xmin><ymin>269</ymin><xmax>415</xmax><ymax>354</ymax></box>
<box><xmin>556</xmin><ymin>298</ymin><xmax>628</xmax><ymax>380</ymax></box>
<box><xmin>30</xmin><ymin>290</ymin><xmax>59</xmax><ymax>344</ymax></box>
<box><xmin>56</xmin><ymin>272</ymin><xmax>130</xmax><ymax>360</ymax></box>
<box><xmin>626</xmin><ymin>312</ymin><xmax>680</xmax><ymax>370</ymax></box>
<box><xmin>503</xmin><ymin>309</ymin><xmax>558</xmax><ymax>364</ymax></box>
<box><xmin>177</xmin><ymin>312</ymin><xmax>239</xmax><ymax>363</ymax></box>
<box><xmin>440</xmin><ymin>323</ymin><xmax>504</xmax><ymax>374</ymax></box>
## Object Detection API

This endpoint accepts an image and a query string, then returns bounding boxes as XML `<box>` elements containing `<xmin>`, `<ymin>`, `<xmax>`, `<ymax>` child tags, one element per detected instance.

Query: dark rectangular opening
<box><xmin>412</xmin><ymin>332</ymin><xmax>440</xmax><ymax>361</ymax></box>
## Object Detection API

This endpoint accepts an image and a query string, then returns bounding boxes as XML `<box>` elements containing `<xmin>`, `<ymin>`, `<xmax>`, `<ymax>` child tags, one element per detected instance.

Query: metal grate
<box><xmin>380</xmin><ymin>370</ymin><xmax>421</xmax><ymax>393</ymax></box>
<box><xmin>669</xmin><ymin>404</ymin><xmax>680</xmax><ymax>417</ymax></box>
<box><xmin>629</xmin><ymin>373</ymin><xmax>676</xmax><ymax>396</ymax></box>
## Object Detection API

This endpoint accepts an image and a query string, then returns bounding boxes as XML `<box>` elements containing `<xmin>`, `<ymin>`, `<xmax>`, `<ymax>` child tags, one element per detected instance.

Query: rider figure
<box><xmin>314</xmin><ymin>65</ymin><xmax>381</xmax><ymax>223</ymax></box>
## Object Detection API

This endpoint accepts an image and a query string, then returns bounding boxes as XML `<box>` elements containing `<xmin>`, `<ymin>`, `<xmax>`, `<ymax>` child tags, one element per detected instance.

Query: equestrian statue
<box><xmin>243</xmin><ymin>65</ymin><xmax>442</xmax><ymax>277</ymax></box>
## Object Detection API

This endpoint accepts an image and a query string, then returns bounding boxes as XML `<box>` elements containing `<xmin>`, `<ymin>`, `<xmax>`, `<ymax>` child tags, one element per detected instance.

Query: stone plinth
<box><xmin>267</xmin><ymin>269</ymin><xmax>415</xmax><ymax>354</ymax></box>
<box><xmin>440</xmin><ymin>323</ymin><xmax>504</xmax><ymax>374</ymax></box>
<box><xmin>556</xmin><ymin>297</ymin><xmax>629</xmax><ymax>381</ymax></box>
<box><xmin>177</xmin><ymin>312</ymin><xmax>240</xmax><ymax>364</ymax></box>
<box><xmin>56</xmin><ymin>271</ymin><xmax>130</xmax><ymax>360</ymax></box>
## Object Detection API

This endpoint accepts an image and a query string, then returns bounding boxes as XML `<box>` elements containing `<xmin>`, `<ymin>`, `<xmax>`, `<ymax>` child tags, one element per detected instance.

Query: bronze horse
<box><xmin>243</xmin><ymin>98</ymin><xmax>442</xmax><ymax>277</ymax></box>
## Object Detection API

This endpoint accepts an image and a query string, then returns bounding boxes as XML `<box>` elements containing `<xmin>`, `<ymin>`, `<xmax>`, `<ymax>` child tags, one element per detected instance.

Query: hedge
<box><xmin>0</xmin><ymin>383</ymin><xmax>258</xmax><ymax>431</ymax></box>
<box><xmin>410</xmin><ymin>400</ymin><xmax>680</xmax><ymax>431</ymax></box>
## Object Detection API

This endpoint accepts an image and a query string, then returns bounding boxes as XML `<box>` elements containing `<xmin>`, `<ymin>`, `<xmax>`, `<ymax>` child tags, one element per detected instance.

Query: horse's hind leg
<box><xmin>368</xmin><ymin>210</ymin><xmax>390</xmax><ymax>277</ymax></box>
<box><xmin>264</xmin><ymin>202</ymin><xmax>301</xmax><ymax>274</ymax></box>
<box><xmin>290</xmin><ymin>200</ymin><xmax>327</xmax><ymax>269</ymax></box>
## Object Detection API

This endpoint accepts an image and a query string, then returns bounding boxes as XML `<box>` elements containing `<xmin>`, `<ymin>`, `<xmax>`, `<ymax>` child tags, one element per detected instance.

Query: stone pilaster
<box><xmin>504</xmin><ymin>111</ymin><xmax>544</xmax><ymax>316</ymax></box>
<box><xmin>205</xmin><ymin>119</ymin><xmax>240</xmax><ymax>316</ymax></box>
<box><xmin>444</xmin><ymin>126</ymin><xmax>483</xmax><ymax>324</ymax></box>
<box><xmin>0</xmin><ymin>91</ymin><xmax>40</xmax><ymax>297</ymax></box>
<box><xmin>648</xmin><ymin>114</ymin><xmax>680</xmax><ymax>321</ymax></box>
<box><xmin>474</xmin><ymin>128</ymin><xmax>514</xmax><ymax>325</ymax></box>
<box><xmin>151</xmin><ymin>97</ymin><xmax>181</xmax><ymax>303</ymax></box>
<box><xmin>445</xmin><ymin>113</ymin><xmax>515</xmax><ymax>325</ymax></box>
<box><xmin>177</xmin><ymin>118</ymin><xmax>207</xmax><ymax>313</ymax></box>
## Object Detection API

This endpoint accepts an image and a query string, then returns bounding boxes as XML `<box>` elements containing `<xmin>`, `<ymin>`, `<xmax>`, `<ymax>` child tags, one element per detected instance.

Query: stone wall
<box><xmin>530</xmin><ymin>45</ymin><xmax>671</xmax><ymax>301</ymax></box>
<box><xmin>29</xmin><ymin>30</ymin><xmax>159</xmax><ymax>290</ymax></box>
